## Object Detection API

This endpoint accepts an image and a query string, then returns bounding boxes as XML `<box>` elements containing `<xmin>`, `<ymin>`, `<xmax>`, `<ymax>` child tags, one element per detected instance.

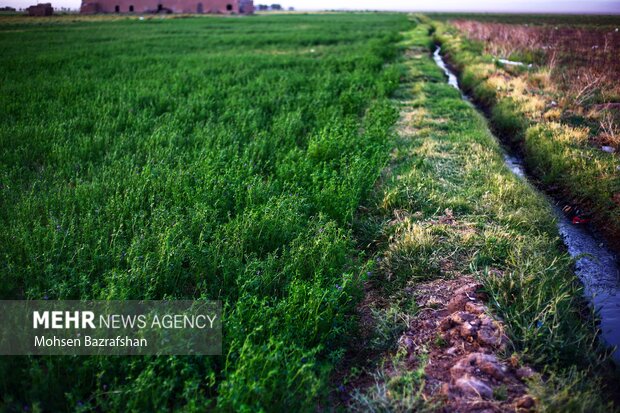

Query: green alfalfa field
<box><xmin>0</xmin><ymin>12</ymin><xmax>618</xmax><ymax>412</ymax></box>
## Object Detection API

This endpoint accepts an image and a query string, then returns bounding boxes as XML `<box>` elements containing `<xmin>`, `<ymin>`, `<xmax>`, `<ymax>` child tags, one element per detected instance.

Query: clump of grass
<box><xmin>493</xmin><ymin>384</ymin><xmax>508</xmax><ymax>401</ymax></box>
<box><xmin>491</xmin><ymin>98</ymin><xmax>529</xmax><ymax>144</ymax></box>
<box><xmin>528</xmin><ymin>367</ymin><xmax>615</xmax><ymax>412</ymax></box>
<box><xmin>348</xmin><ymin>352</ymin><xmax>433</xmax><ymax>413</ymax></box>
<box><xmin>369</xmin><ymin>298</ymin><xmax>417</xmax><ymax>352</ymax></box>
<box><xmin>433</xmin><ymin>333</ymin><xmax>448</xmax><ymax>348</ymax></box>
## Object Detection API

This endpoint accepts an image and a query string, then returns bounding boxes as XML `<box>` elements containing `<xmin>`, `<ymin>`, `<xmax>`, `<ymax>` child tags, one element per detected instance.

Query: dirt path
<box><xmin>341</xmin><ymin>23</ymin><xmax>539</xmax><ymax>412</ymax></box>
<box><xmin>390</xmin><ymin>46</ymin><xmax>538</xmax><ymax>410</ymax></box>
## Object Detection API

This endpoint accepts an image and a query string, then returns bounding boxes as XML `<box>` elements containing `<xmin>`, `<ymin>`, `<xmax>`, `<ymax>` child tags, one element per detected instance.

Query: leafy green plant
<box><xmin>0</xmin><ymin>13</ymin><xmax>409</xmax><ymax>412</ymax></box>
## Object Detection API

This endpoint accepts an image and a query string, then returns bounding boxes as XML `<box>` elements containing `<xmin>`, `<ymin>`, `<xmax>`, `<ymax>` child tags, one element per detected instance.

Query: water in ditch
<box><xmin>433</xmin><ymin>45</ymin><xmax>620</xmax><ymax>361</ymax></box>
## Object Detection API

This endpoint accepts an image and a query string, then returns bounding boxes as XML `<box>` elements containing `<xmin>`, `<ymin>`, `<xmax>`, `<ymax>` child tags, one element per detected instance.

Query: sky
<box><xmin>5</xmin><ymin>0</ymin><xmax>620</xmax><ymax>14</ymax></box>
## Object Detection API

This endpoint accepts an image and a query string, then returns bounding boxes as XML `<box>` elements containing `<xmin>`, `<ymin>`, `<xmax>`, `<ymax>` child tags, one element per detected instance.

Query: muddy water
<box><xmin>433</xmin><ymin>46</ymin><xmax>620</xmax><ymax>361</ymax></box>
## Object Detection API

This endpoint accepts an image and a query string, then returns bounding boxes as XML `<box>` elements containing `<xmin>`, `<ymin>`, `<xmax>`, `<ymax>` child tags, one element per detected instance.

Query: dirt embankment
<box><xmin>403</xmin><ymin>277</ymin><xmax>536</xmax><ymax>412</ymax></box>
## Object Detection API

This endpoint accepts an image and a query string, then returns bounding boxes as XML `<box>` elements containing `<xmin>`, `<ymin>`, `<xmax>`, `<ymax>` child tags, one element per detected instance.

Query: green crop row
<box><xmin>0</xmin><ymin>14</ymin><xmax>408</xmax><ymax>411</ymax></box>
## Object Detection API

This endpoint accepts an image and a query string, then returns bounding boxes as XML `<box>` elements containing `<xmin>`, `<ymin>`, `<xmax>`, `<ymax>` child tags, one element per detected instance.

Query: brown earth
<box><xmin>400</xmin><ymin>277</ymin><xmax>537</xmax><ymax>412</ymax></box>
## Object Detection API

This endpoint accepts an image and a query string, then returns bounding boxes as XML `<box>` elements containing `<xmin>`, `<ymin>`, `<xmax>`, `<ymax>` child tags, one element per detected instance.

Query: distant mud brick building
<box><xmin>27</xmin><ymin>3</ymin><xmax>54</xmax><ymax>16</ymax></box>
<box><xmin>80</xmin><ymin>0</ymin><xmax>253</xmax><ymax>14</ymax></box>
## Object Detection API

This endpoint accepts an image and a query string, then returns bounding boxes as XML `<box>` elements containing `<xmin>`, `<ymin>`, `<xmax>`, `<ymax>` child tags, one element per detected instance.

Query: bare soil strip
<box><xmin>405</xmin><ymin>277</ymin><xmax>536</xmax><ymax>412</ymax></box>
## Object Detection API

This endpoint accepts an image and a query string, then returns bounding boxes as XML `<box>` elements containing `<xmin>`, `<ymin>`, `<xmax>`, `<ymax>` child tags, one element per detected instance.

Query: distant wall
<box><xmin>81</xmin><ymin>0</ymin><xmax>253</xmax><ymax>14</ymax></box>
<box><xmin>239</xmin><ymin>0</ymin><xmax>253</xmax><ymax>13</ymax></box>
<box><xmin>27</xmin><ymin>3</ymin><xmax>53</xmax><ymax>15</ymax></box>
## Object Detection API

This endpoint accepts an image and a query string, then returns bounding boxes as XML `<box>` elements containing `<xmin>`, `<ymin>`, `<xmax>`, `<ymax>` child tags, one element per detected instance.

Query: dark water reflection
<box><xmin>433</xmin><ymin>46</ymin><xmax>620</xmax><ymax>361</ymax></box>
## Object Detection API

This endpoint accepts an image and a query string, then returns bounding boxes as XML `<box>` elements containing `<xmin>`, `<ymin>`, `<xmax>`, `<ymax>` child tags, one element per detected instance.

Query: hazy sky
<box><xmin>6</xmin><ymin>0</ymin><xmax>620</xmax><ymax>14</ymax></box>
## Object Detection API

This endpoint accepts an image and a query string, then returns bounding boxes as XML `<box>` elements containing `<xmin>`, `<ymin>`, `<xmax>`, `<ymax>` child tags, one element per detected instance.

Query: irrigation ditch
<box><xmin>433</xmin><ymin>45</ymin><xmax>620</xmax><ymax>362</ymax></box>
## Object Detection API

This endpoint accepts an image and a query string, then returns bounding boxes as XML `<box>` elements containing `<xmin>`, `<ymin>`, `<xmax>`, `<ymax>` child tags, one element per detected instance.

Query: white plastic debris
<box><xmin>498</xmin><ymin>58</ymin><xmax>524</xmax><ymax>66</ymax></box>
<box><xmin>601</xmin><ymin>146</ymin><xmax>615</xmax><ymax>153</ymax></box>
<box><xmin>497</xmin><ymin>58</ymin><xmax>532</xmax><ymax>68</ymax></box>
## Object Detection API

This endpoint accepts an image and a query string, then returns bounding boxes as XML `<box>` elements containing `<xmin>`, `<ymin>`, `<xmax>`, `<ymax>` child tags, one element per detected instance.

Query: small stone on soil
<box><xmin>516</xmin><ymin>394</ymin><xmax>536</xmax><ymax>411</ymax></box>
<box><xmin>453</xmin><ymin>374</ymin><xmax>493</xmax><ymax>399</ymax></box>
<box><xmin>516</xmin><ymin>367</ymin><xmax>535</xmax><ymax>380</ymax></box>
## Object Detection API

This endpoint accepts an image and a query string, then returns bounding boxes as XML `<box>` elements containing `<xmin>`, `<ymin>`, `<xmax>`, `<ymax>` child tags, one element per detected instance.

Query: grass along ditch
<box><xmin>431</xmin><ymin>19</ymin><xmax>620</xmax><ymax>254</ymax></box>
<box><xmin>340</xmin><ymin>18</ymin><xmax>618</xmax><ymax>411</ymax></box>
<box><xmin>433</xmin><ymin>39</ymin><xmax>620</xmax><ymax>364</ymax></box>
